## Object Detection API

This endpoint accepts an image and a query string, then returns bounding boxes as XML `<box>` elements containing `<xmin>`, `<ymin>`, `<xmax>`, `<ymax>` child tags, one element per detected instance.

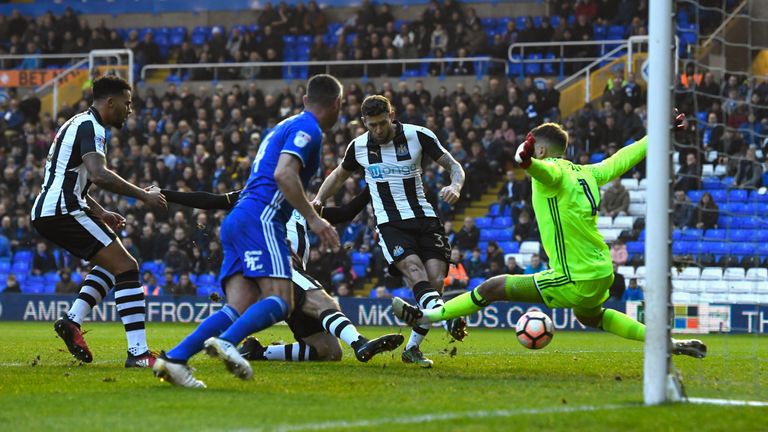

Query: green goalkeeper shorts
<box><xmin>532</xmin><ymin>270</ymin><xmax>614</xmax><ymax>310</ymax></box>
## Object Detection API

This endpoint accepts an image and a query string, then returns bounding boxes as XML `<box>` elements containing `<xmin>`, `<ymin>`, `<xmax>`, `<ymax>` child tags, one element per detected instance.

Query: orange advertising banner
<box><xmin>0</xmin><ymin>69</ymin><xmax>85</xmax><ymax>88</ymax></box>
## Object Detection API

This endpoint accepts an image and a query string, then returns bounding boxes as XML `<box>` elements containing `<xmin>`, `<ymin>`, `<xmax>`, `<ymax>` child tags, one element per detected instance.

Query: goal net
<box><xmin>641</xmin><ymin>0</ymin><xmax>767</xmax><ymax>405</ymax></box>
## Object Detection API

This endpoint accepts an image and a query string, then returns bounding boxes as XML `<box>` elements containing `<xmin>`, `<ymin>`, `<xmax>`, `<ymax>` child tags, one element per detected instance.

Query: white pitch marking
<box><xmin>241</xmin><ymin>403</ymin><xmax>635</xmax><ymax>432</ymax></box>
<box><xmin>687</xmin><ymin>397</ymin><xmax>768</xmax><ymax>407</ymax></box>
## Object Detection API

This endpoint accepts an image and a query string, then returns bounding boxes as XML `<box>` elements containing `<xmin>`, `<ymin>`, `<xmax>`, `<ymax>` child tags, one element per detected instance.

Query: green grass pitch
<box><xmin>0</xmin><ymin>322</ymin><xmax>765</xmax><ymax>431</ymax></box>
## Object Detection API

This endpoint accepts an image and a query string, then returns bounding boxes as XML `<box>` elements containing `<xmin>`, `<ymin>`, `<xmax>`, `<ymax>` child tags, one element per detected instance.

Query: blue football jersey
<box><xmin>236</xmin><ymin>111</ymin><xmax>323</xmax><ymax>223</ymax></box>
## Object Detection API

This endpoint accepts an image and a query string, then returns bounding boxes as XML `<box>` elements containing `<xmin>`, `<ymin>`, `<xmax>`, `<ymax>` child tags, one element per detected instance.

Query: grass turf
<box><xmin>0</xmin><ymin>322</ymin><xmax>765</xmax><ymax>431</ymax></box>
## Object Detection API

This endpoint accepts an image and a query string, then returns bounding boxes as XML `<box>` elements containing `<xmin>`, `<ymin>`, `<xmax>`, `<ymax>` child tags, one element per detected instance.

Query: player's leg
<box><xmin>153</xmin><ymin>274</ymin><xmax>250</xmax><ymax>388</ymax></box>
<box><xmin>395</xmin><ymin>255</ymin><xmax>436</xmax><ymax>367</ymax></box>
<box><xmin>424</xmin><ymin>258</ymin><xmax>467</xmax><ymax>341</ymax></box>
<box><xmin>205</xmin><ymin>277</ymin><xmax>293</xmax><ymax>379</ymax></box>
<box><xmin>65</xmin><ymin>266</ymin><xmax>115</xmax><ymax>328</ymax></box>
<box><xmin>394</xmin><ymin>274</ymin><xmax>542</xmax><ymax>325</ymax></box>
<box><xmin>87</xmin><ymin>238</ymin><xmax>156</xmax><ymax>366</ymax></box>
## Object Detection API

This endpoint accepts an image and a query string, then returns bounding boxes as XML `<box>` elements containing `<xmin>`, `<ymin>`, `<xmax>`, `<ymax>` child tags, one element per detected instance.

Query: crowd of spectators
<box><xmin>0</xmin><ymin>0</ymin><xmax>654</xmax><ymax>80</ymax></box>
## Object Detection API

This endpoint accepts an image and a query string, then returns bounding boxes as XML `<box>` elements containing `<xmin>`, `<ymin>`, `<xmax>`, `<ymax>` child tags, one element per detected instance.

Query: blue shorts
<box><xmin>219</xmin><ymin>206</ymin><xmax>292</xmax><ymax>285</ymax></box>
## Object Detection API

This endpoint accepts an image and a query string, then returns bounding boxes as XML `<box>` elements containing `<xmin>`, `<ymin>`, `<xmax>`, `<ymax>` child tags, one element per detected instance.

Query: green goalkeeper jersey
<box><xmin>526</xmin><ymin>136</ymin><xmax>648</xmax><ymax>281</ymax></box>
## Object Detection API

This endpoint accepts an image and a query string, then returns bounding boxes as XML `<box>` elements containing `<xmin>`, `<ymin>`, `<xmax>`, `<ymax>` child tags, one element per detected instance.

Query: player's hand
<box><xmin>515</xmin><ymin>133</ymin><xmax>535</xmax><ymax>169</ymax></box>
<box><xmin>101</xmin><ymin>211</ymin><xmax>126</xmax><ymax>231</ymax></box>
<box><xmin>673</xmin><ymin>109</ymin><xmax>686</xmax><ymax>130</ymax></box>
<box><xmin>144</xmin><ymin>184</ymin><xmax>161</xmax><ymax>193</ymax></box>
<box><xmin>308</xmin><ymin>215</ymin><xmax>340</xmax><ymax>250</ymax></box>
<box><xmin>440</xmin><ymin>184</ymin><xmax>461</xmax><ymax>205</ymax></box>
<box><xmin>144</xmin><ymin>188</ymin><xmax>167</xmax><ymax>210</ymax></box>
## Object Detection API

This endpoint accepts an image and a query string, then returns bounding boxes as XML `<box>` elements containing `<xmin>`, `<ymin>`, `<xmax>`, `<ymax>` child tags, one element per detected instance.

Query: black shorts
<box><xmin>31</xmin><ymin>210</ymin><xmax>117</xmax><ymax>260</ymax></box>
<box><xmin>377</xmin><ymin>217</ymin><xmax>451</xmax><ymax>268</ymax></box>
<box><xmin>286</xmin><ymin>267</ymin><xmax>325</xmax><ymax>340</ymax></box>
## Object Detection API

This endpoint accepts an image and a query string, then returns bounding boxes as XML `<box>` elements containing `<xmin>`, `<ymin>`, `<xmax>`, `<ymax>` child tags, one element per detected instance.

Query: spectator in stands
<box><xmin>444</xmin><ymin>248</ymin><xmax>469</xmax><ymax>292</ymax></box>
<box><xmin>622</xmin><ymin>278</ymin><xmax>643</xmax><ymax>301</ymax></box>
<box><xmin>609</xmin><ymin>263</ymin><xmax>626</xmax><ymax>302</ymax></box>
<box><xmin>505</xmin><ymin>256</ymin><xmax>524</xmax><ymax>275</ymax></box>
<box><xmin>524</xmin><ymin>254</ymin><xmax>547</xmax><ymax>274</ymax></box>
<box><xmin>692</xmin><ymin>192</ymin><xmax>719</xmax><ymax>230</ymax></box>
<box><xmin>455</xmin><ymin>216</ymin><xmax>480</xmax><ymax>252</ymax></box>
<box><xmin>161</xmin><ymin>269</ymin><xmax>179</xmax><ymax>294</ymax></box>
<box><xmin>513</xmin><ymin>209</ymin><xmax>538</xmax><ymax>242</ymax></box>
<box><xmin>55</xmin><ymin>268</ymin><xmax>78</xmax><ymax>294</ymax></box>
<box><xmin>4</xmin><ymin>274</ymin><xmax>21</xmax><ymax>294</ymax></box>
<box><xmin>600</xmin><ymin>177</ymin><xmax>629</xmax><ymax>217</ymax></box>
<box><xmin>484</xmin><ymin>260</ymin><xmax>505</xmax><ymax>278</ymax></box>
<box><xmin>430</xmin><ymin>23</ymin><xmax>449</xmax><ymax>55</ymax></box>
<box><xmin>444</xmin><ymin>220</ymin><xmax>456</xmax><ymax>246</ymax></box>
<box><xmin>142</xmin><ymin>271</ymin><xmax>161</xmax><ymax>296</ymax></box>
<box><xmin>485</xmin><ymin>241</ymin><xmax>505</xmax><ymax>270</ymax></box>
<box><xmin>175</xmin><ymin>273</ymin><xmax>197</xmax><ymax>297</ymax></box>
<box><xmin>672</xmin><ymin>189</ymin><xmax>694</xmax><ymax>229</ymax></box>
<box><xmin>700</xmin><ymin>112</ymin><xmax>724</xmax><ymax>153</ymax></box>
<box><xmin>498</xmin><ymin>169</ymin><xmax>532</xmax><ymax>218</ymax></box>
<box><xmin>623</xmin><ymin>73</ymin><xmax>643</xmax><ymax>108</ymax></box>
<box><xmin>618</xmin><ymin>102</ymin><xmax>644</xmax><ymax>143</ymax></box>
<box><xmin>464</xmin><ymin>248</ymin><xmax>485</xmax><ymax>279</ymax></box>
<box><xmin>32</xmin><ymin>241</ymin><xmax>56</xmax><ymax>275</ymax></box>
<box><xmin>164</xmin><ymin>241</ymin><xmax>191</xmax><ymax>275</ymax></box>
<box><xmin>733</xmin><ymin>147</ymin><xmax>763</xmax><ymax>190</ymax></box>
<box><xmin>335</xmin><ymin>281</ymin><xmax>353</xmax><ymax>297</ymax></box>
<box><xmin>673</xmin><ymin>152</ymin><xmax>702</xmax><ymax>192</ymax></box>
<box><xmin>610</xmin><ymin>239</ymin><xmax>628</xmax><ymax>266</ymax></box>
<box><xmin>135</xmin><ymin>31</ymin><xmax>162</xmax><ymax>65</ymax></box>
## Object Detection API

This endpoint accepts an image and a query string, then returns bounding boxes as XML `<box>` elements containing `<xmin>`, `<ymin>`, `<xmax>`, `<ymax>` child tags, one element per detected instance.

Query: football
<box><xmin>515</xmin><ymin>311</ymin><xmax>554</xmax><ymax>350</ymax></box>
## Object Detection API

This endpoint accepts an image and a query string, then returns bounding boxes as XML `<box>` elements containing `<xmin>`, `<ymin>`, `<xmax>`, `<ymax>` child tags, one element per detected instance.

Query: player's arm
<box><xmin>160</xmin><ymin>188</ymin><xmax>241</xmax><ymax>210</ymax></box>
<box><xmin>586</xmin><ymin>136</ymin><xmax>648</xmax><ymax>187</ymax></box>
<box><xmin>315</xmin><ymin>140</ymin><xmax>359</xmax><ymax>204</ymax></box>
<box><xmin>275</xmin><ymin>153</ymin><xmax>339</xmax><ymax>248</ymax></box>
<box><xmin>515</xmin><ymin>133</ymin><xmax>563</xmax><ymax>188</ymax></box>
<box><xmin>419</xmin><ymin>127</ymin><xmax>464</xmax><ymax>204</ymax></box>
<box><xmin>319</xmin><ymin>186</ymin><xmax>371</xmax><ymax>225</ymax></box>
<box><xmin>85</xmin><ymin>194</ymin><xmax>107</xmax><ymax>216</ymax></box>
<box><xmin>83</xmin><ymin>153</ymin><xmax>166</xmax><ymax>210</ymax></box>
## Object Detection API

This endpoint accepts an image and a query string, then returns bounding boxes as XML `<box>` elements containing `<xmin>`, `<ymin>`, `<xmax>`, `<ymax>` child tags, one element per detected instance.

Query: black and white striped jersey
<box><xmin>31</xmin><ymin>107</ymin><xmax>107</xmax><ymax>220</ymax></box>
<box><xmin>341</xmin><ymin>121</ymin><xmax>448</xmax><ymax>225</ymax></box>
<box><xmin>286</xmin><ymin>209</ymin><xmax>310</xmax><ymax>269</ymax></box>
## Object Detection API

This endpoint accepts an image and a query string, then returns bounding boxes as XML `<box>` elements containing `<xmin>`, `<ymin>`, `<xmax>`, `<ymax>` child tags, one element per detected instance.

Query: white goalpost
<box><xmin>644</xmin><ymin>0</ymin><xmax>675</xmax><ymax>406</ymax></box>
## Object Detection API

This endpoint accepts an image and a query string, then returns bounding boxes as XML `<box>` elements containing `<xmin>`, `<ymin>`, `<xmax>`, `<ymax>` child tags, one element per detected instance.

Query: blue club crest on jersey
<box><xmin>393</xmin><ymin>245</ymin><xmax>405</xmax><ymax>257</ymax></box>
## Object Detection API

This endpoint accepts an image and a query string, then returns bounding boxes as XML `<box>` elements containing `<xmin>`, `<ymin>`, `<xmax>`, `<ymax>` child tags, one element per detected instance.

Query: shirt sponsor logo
<box><xmin>367</xmin><ymin>163</ymin><xmax>419</xmax><ymax>179</ymax></box>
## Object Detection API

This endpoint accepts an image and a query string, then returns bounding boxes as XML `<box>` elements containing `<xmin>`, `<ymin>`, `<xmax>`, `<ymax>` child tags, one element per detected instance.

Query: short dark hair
<box><xmin>530</xmin><ymin>122</ymin><xmax>569</xmax><ymax>154</ymax></box>
<box><xmin>361</xmin><ymin>95</ymin><xmax>392</xmax><ymax>117</ymax></box>
<box><xmin>306</xmin><ymin>74</ymin><xmax>342</xmax><ymax>106</ymax></box>
<box><xmin>92</xmin><ymin>75</ymin><xmax>131</xmax><ymax>100</ymax></box>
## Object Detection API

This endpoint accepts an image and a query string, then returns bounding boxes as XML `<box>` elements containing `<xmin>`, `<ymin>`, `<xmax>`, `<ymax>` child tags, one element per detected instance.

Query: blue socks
<box><xmin>219</xmin><ymin>296</ymin><xmax>290</xmax><ymax>345</ymax></box>
<box><xmin>166</xmin><ymin>304</ymin><xmax>240</xmax><ymax>362</ymax></box>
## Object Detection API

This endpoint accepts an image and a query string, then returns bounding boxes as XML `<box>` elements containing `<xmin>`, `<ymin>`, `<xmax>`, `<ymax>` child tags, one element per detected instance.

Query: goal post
<box><xmin>644</xmin><ymin>0</ymin><xmax>675</xmax><ymax>405</ymax></box>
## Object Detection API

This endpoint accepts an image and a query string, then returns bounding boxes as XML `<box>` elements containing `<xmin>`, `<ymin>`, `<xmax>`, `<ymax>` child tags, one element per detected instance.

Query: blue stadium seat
<box><xmin>758</xmin><ymin>242</ymin><xmax>768</xmax><ymax>257</ymax></box>
<box><xmin>198</xmin><ymin>274</ymin><xmax>216</xmax><ymax>285</ymax></box>
<box><xmin>0</xmin><ymin>259</ymin><xmax>10</xmax><ymax>272</ymax></box>
<box><xmin>515</xmin><ymin>16</ymin><xmax>527</xmax><ymax>29</ymax></box>
<box><xmin>702</xmin><ymin>178</ymin><xmax>724</xmax><ymax>190</ymax></box>
<box><xmin>709</xmin><ymin>190</ymin><xmax>727</xmax><ymax>202</ymax></box>
<box><xmin>44</xmin><ymin>272</ymin><xmax>59</xmax><ymax>284</ymax></box>
<box><xmin>499</xmin><ymin>241</ymin><xmax>519</xmax><ymax>254</ymax></box>
<box><xmin>593</xmin><ymin>24</ymin><xmax>606</xmax><ymax>40</ymax></box>
<box><xmin>13</xmin><ymin>250</ymin><xmax>33</xmax><ymax>264</ymax></box>
<box><xmin>191</xmin><ymin>33</ymin><xmax>206</xmax><ymax>45</ymax></box>
<box><xmin>12</xmin><ymin>262</ymin><xmax>30</xmax><ymax>274</ymax></box>
<box><xmin>392</xmin><ymin>287</ymin><xmax>414</xmax><ymax>300</ymax></box>
<box><xmin>637</xmin><ymin>230</ymin><xmax>646</xmax><ymax>241</ymax></box>
<box><xmin>730</xmin><ymin>242</ymin><xmax>754</xmax><ymax>256</ymax></box>
<box><xmin>754</xmin><ymin>230</ymin><xmax>768</xmax><ymax>243</ymax></box>
<box><xmin>351</xmin><ymin>252</ymin><xmax>371</xmax><ymax>264</ymax></box>
<box><xmin>532</xmin><ymin>16</ymin><xmax>543</xmax><ymax>28</ymax></box>
<box><xmin>549</xmin><ymin>15</ymin><xmax>561</xmax><ymax>28</ymax></box>
<box><xmin>721</xmin><ymin>177</ymin><xmax>735</xmax><ymax>187</ymax></box>
<box><xmin>487</xmin><ymin>203</ymin><xmax>500</xmax><ymax>217</ymax></box>
<box><xmin>718</xmin><ymin>215</ymin><xmax>732</xmax><ymax>227</ymax></box>
<box><xmin>352</xmin><ymin>264</ymin><xmax>368</xmax><ymax>278</ymax></box>
<box><xmin>704</xmin><ymin>228</ymin><xmax>726</xmax><ymax>241</ymax></box>
<box><xmin>627</xmin><ymin>241</ymin><xmax>643</xmax><ymax>254</ymax></box>
<box><xmin>687</xmin><ymin>190</ymin><xmax>704</xmax><ymax>203</ymax></box>
<box><xmin>370</xmin><ymin>287</ymin><xmax>391</xmax><ymax>298</ymax></box>
<box><xmin>729</xmin><ymin>229</ymin><xmax>752</xmax><ymax>242</ymax></box>
<box><xmin>525</xmin><ymin>53</ymin><xmax>542</xmax><ymax>76</ymax></box>
<box><xmin>589</xmin><ymin>152</ymin><xmax>605</xmax><ymax>163</ymax></box>
<box><xmin>728</xmin><ymin>189</ymin><xmax>748</xmax><ymax>202</ymax></box>
<box><xmin>543</xmin><ymin>53</ymin><xmax>556</xmax><ymax>75</ymax></box>
<box><xmin>608</xmin><ymin>25</ymin><xmax>625</xmax><ymax>38</ymax></box>
<box><xmin>508</xmin><ymin>54</ymin><xmax>523</xmax><ymax>77</ymax></box>
<box><xmin>479</xmin><ymin>229</ymin><xmax>497</xmax><ymax>241</ymax></box>
<box><xmin>709</xmin><ymin>242</ymin><xmax>729</xmax><ymax>256</ymax></box>
<box><xmin>749</xmin><ymin>190</ymin><xmax>768</xmax><ymax>202</ymax></box>
<box><xmin>480</xmin><ymin>17</ymin><xmax>496</xmax><ymax>28</ymax></box>
<box><xmin>468</xmin><ymin>277</ymin><xmax>485</xmax><ymax>290</ymax></box>
<box><xmin>681</xmin><ymin>229</ymin><xmax>703</xmax><ymax>240</ymax></box>
<box><xmin>475</xmin><ymin>217</ymin><xmax>493</xmax><ymax>229</ymax></box>
<box><xmin>493</xmin><ymin>216</ymin><xmax>513</xmax><ymax>228</ymax></box>
<box><xmin>672</xmin><ymin>241</ymin><xmax>691</xmax><ymax>255</ymax></box>
<box><xmin>477</xmin><ymin>242</ymin><xmax>489</xmax><ymax>255</ymax></box>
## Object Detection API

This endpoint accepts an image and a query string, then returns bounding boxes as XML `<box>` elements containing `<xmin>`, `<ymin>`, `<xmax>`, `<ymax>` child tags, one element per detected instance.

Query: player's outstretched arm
<box><xmin>515</xmin><ymin>133</ymin><xmax>563</xmax><ymax>187</ymax></box>
<box><xmin>585</xmin><ymin>136</ymin><xmax>648</xmax><ymax>187</ymax></box>
<box><xmin>83</xmin><ymin>153</ymin><xmax>167</xmax><ymax>210</ymax></box>
<box><xmin>315</xmin><ymin>164</ymin><xmax>354</xmax><ymax>204</ymax></box>
<box><xmin>275</xmin><ymin>153</ymin><xmax>339</xmax><ymax>249</ymax></box>
<box><xmin>320</xmin><ymin>186</ymin><xmax>371</xmax><ymax>225</ymax></box>
<box><xmin>160</xmin><ymin>188</ymin><xmax>240</xmax><ymax>210</ymax></box>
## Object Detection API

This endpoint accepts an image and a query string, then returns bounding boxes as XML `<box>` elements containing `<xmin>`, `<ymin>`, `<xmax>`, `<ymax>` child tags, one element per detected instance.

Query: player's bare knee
<box><xmin>477</xmin><ymin>276</ymin><xmax>507</xmax><ymax>301</ymax></box>
<box><xmin>304</xmin><ymin>290</ymin><xmax>338</xmax><ymax>319</ymax></box>
<box><xmin>575</xmin><ymin>313</ymin><xmax>601</xmax><ymax>328</ymax></box>
<box><xmin>314</xmin><ymin>339</ymin><xmax>342</xmax><ymax>361</ymax></box>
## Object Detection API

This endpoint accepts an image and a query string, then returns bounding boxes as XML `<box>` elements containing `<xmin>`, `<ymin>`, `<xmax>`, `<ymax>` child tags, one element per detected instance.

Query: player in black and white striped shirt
<box><xmin>315</xmin><ymin>95</ymin><xmax>467</xmax><ymax>368</ymax></box>
<box><xmin>30</xmin><ymin>76</ymin><xmax>167</xmax><ymax>368</ymax></box>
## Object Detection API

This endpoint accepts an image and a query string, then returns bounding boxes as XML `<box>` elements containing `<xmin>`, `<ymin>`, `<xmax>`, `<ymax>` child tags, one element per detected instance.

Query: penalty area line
<box><xmin>247</xmin><ymin>403</ymin><xmax>636</xmax><ymax>432</ymax></box>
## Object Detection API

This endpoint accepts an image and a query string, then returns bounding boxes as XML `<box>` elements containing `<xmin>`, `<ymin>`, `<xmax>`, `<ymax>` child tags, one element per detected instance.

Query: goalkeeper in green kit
<box><xmin>393</xmin><ymin>113</ymin><xmax>707</xmax><ymax>359</ymax></box>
